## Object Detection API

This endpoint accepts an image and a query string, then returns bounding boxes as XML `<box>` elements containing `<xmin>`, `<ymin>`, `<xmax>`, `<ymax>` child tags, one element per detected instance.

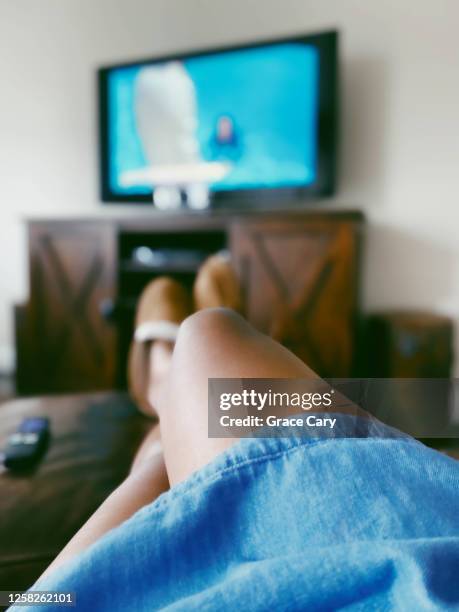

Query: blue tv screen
<box><xmin>98</xmin><ymin>31</ymin><xmax>337</xmax><ymax>205</ymax></box>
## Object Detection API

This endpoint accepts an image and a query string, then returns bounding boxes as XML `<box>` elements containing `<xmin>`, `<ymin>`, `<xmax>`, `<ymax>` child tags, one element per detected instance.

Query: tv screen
<box><xmin>98</xmin><ymin>30</ymin><xmax>338</xmax><ymax>205</ymax></box>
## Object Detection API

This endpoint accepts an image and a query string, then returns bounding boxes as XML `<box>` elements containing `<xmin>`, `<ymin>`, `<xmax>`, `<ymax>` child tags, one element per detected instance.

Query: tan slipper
<box><xmin>128</xmin><ymin>277</ymin><xmax>192</xmax><ymax>417</ymax></box>
<box><xmin>193</xmin><ymin>252</ymin><xmax>243</xmax><ymax>313</ymax></box>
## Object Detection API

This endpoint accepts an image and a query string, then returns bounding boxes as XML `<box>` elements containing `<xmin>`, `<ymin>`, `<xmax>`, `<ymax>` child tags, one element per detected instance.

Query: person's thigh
<box><xmin>158</xmin><ymin>308</ymin><xmax>318</xmax><ymax>485</ymax></box>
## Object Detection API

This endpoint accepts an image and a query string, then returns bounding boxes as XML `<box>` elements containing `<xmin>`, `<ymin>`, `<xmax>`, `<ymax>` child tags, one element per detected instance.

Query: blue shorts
<box><xmin>14</xmin><ymin>417</ymin><xmax>459</xmax><ymax>611</ymax></box>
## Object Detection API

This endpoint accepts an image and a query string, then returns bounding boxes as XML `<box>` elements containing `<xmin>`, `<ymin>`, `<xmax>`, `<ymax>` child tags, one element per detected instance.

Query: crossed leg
<box><xmin>158</xmin><ymin>308</ymin><xmax>317</xmax><ymax>485</ymax></box>
<box><xmin>41</xmin><ymin>308</ymin><xmax>317</xmax><ymax>578</ymax></box>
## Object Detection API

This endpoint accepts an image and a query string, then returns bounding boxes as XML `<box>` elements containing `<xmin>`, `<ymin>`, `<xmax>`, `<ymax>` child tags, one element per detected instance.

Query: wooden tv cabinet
<box><xmin>16</xmin><ymin>209</ymin><xmax>364</xmax><ymax>394</ymax></box>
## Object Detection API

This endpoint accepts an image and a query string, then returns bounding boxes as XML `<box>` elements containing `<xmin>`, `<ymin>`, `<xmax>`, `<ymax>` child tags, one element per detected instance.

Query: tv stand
<box><xmin>16</xmin><ymin>209</ymin><xmax>364</xmax><ymax>394</ymax></box>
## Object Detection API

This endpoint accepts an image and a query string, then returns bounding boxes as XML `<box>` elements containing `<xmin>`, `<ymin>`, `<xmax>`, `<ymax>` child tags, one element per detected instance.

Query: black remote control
<box><xmin>2</xmin><ymin>417</ymin><xmax>50</xmax><ymax>471</ymax></box>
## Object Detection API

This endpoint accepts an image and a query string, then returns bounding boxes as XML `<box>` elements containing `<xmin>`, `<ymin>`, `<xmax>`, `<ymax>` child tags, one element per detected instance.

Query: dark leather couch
<box><xmin>0</xmin><ymin>393</ymin><xmax>149</xmax><ymax>591</ymax></box>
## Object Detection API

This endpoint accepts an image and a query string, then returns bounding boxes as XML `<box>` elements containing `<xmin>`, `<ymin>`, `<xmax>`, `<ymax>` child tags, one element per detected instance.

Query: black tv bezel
<box><xmin>98</xmin><ymin>30</ymin><xmax>338</xmax><ymax>206</ymax></box>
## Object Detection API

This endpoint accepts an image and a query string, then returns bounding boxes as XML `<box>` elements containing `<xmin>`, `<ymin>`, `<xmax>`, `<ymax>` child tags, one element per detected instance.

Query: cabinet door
<box><xmin>19</xmin><ymin>222</ymin><xmax>117</xmax><ymax>393</ymax></box>
<box><xmin>230</xmin><ymin>217</ymin><xmax>362</xmax><ymax>377</ymax></box>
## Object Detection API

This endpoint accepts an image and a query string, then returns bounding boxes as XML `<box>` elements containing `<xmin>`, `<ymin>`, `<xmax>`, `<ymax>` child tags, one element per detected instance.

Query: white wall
<box><xmin>0</xmin><ymin>0</ymin><xmax>458</xmax><ymax>372</ymax></box>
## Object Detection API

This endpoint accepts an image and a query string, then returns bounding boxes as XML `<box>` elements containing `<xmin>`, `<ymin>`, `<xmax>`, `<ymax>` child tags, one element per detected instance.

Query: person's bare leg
<box><xmin>156</xmin><ymin>307</ymin><xmax>318</xmax><ymax>486</ymax></box>
<box><xmin>40</xmin><ymin>343</ymin><xmax>173</xmax><ymax>579</ymax></box>
<box><xmin>41</xmin><ymin>312</ymin><xmax>317</xmax><ymax>578</ymax></box>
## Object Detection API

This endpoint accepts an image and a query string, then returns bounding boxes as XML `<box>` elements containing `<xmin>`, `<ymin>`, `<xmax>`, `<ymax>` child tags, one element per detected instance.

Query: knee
<box><xmin>176</xmin><ymin>308</ymin><xmax>248</xmax><ymax>351</ymax></box>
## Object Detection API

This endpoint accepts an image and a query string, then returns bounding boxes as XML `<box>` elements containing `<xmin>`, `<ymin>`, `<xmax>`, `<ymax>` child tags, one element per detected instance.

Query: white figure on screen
<box><xmin>120</xmin><ymin>61</ymin><xmax>230</xmax><ymax>210</ymax></box>
<box><xmin>136</xmin><ymin>62</ymin><xmax>200</xmax><ymax>167</ymax></box>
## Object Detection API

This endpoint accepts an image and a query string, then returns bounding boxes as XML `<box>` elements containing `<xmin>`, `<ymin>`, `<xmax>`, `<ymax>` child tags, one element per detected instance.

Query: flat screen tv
<box><xmin>98</xmin><ymin>30</ymin><xmax>338</xmax><ymax>207</ymax></box>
